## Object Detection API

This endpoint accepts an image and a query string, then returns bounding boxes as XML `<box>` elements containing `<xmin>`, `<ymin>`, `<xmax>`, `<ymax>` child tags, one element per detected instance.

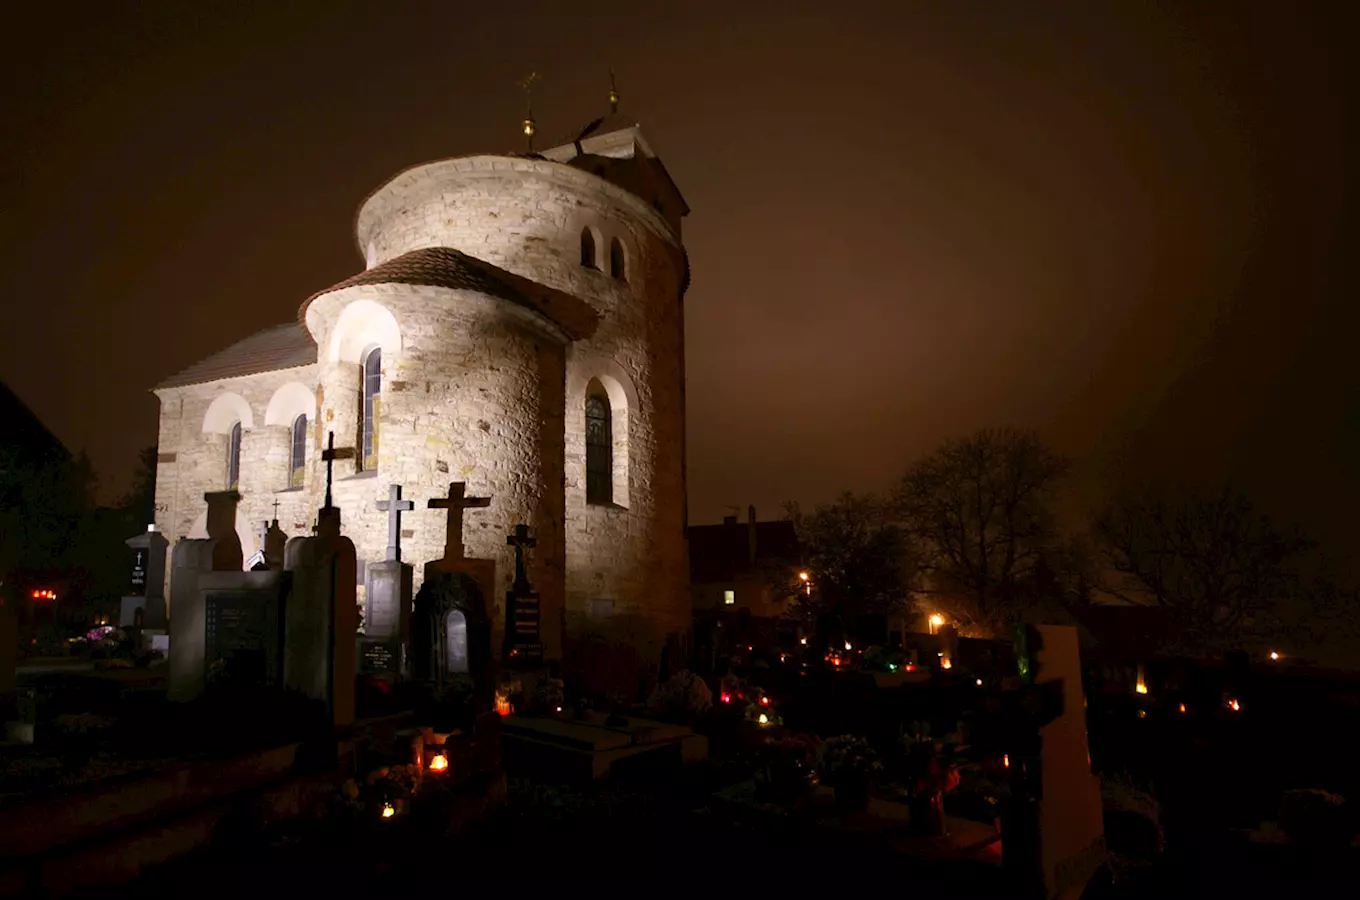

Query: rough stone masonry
<box><xmin>150</xmin><ymin>118</ymin><xmax>692</xmax><ymax>663</ymax></box>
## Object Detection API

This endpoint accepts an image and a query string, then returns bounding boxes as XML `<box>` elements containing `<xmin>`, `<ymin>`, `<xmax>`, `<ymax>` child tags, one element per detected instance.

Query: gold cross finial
<box><xmin>520</xmin><ymin>71</ymin><xmax>539</xmax><ymax>152</ymax></box>
<box><xmin>608</xmin><ymin>69</ymin><xmax>619</xmax><ymax>114</ymax></box>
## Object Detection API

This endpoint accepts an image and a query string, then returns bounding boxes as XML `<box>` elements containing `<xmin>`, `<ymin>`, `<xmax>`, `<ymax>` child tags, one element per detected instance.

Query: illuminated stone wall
<box><xmin>152</xmin><ymin>140</ymin><xmax>690</xmax><ymax>658</ymax></box>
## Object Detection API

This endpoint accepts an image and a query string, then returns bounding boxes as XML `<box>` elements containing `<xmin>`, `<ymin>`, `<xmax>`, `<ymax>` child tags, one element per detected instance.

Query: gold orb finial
<box><xmin>519</xmin><ymin>71</ymin><xmax>540</xmax><ymax>152</ymax></box>
<box><xmin>608</xmin><ymin>68</ymin><xmax>619</xmax><ymax>114</ymax></box>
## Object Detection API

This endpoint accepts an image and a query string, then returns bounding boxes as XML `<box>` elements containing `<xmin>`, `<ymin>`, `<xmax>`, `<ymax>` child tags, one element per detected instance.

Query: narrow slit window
<box><xmin>580</xmin><ymin>227</ymin><xmax>597</xmax><ymax>269</ymax></box>
<box><xmin>361</xmin><ymin>347</ymin><xmax>381</xmax><ymax>470</ymax></box>
<box><xmin>227</xmin><ymin>421</ymin><xmax>242</xmax><ymax>491</ymax></box>
<box><xmin>585</xmin><ymin>387</ymin><xmax>612</xmax><ymax>505</ymax></box>
<box><xmin>289</xmin><ymin>414</ymin><xmax>307</xmax><ymax>488</ymax></box>
<box><xmin>609</xmin><ymin>238</ymin><xmax>626</xmax><ymax>281</ymax></box>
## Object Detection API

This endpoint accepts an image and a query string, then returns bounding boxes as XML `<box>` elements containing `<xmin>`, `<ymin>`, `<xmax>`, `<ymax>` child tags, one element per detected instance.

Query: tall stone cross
<box><xmin>320</xmin><ymin>431</ymin><xmax>356</xmax><ymax>510</ymax></box>
<box><xmin>375</xmin><ymin>484</ymin><xmax>415</xmax><ymax>562</ymax></box>
<box><xmin>428</xmin><ymin>482</ymin><xmax>490</xmax><ymax>561</ymax></box>
<box><xmin>507</xmin><ymin>524</ymin><xmax>536</xmax><ymax>593</ymax></box>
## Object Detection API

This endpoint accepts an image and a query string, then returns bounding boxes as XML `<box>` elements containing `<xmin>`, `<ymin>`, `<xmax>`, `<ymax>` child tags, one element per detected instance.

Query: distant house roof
<box><xmin>688</xmin><ymin>519</ymin><xmax>801</xmax><ymax>585</ymax></box>
<box><xmin>301</xmin><ymin>247</ymin><xmax>598</xmax><ymax>341</ymax></box>
<box><xmin>156</xmin><ymin>324</ymin><xmax>316</xmax><ymax>390</ymax></box>
<box><xmin>0</xmin><ymin>379</ymin><xmax>69</xmax><ymax>466</ymax></box>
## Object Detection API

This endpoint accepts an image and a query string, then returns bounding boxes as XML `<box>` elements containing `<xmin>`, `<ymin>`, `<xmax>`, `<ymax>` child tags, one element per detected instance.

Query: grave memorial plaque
<box><xmin>129</xmin><ymin>548</ymin><xmax>148</xmax><ymax>597</ymax></box>
<box><xmin>360</xmin><ymin>639</ymin><xmax>400</xmax><ymax>675</ymax></box>
<box><xmin>204</xmin><ymin>589</ymin><xmax>283</xmax><ymax>689</ymax></box>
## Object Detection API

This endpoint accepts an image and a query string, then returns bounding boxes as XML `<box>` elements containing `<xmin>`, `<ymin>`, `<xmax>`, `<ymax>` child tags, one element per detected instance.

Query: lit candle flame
<box><xmin>381</xmin><ymin>803</ymin><xmax>395</xmax><ymax>818</ymax></box>
<box><xmin>429</xmin><ymin>753</ymin><xmax>448</xmax><ymax>772</ymax></box>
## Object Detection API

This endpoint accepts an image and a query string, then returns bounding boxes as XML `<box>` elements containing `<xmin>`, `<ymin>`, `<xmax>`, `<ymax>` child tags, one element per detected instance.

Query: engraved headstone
<box><xmin>283</xmin><ymin>433</ymin><xmax>358</xmax><ymax>728</ymax></box>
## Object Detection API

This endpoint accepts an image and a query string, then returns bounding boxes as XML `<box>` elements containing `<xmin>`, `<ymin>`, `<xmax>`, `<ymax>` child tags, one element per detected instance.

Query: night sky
<box><xmin>1</xmin><ymin>2</ymin><xmax>1355</xmax><ymax>555</ymax></box>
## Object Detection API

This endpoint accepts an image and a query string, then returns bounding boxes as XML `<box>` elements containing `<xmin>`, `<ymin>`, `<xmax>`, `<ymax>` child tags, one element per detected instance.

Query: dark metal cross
<box><xmin>507</xmin><ymin>524</ymin><xmax>536</xmax><ymax>591</ymax></box>
<box><xmin>375</xmin><ymin>484</ymin><xmax>415</xmax><ymax>562</ymax></box>
<box><xmin>320</xmin><ymin>431</ymin><xmax>356</xmax><ymax>509</ymax></box>
<box><xmin>271</xmin><ymin>498</ymin><xmax>281</xmax><ymax>521</ymax></box>
<box><xmin>428</xmin><ymin>482</ymin><xmax>490</xmax><ymax>561</ymax></box>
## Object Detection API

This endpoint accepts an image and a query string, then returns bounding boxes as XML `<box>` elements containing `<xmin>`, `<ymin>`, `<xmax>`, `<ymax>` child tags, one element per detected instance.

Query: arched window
<box><xmin>289</xmin><ymin>414</ymin><xmax>307</xmax><ymax>488</ymax></box>
<box><xmin>580</xmin><ymin>227</ymin><xmax>597</xmax><ymax>269</ymax></box>
<box><xmin>609</xmin><ymin>238</ymin><xmax>626</xmax><ymax>281</ymax></box>
<box><xmin>361</xmin><ymin>347</ymin><xmax>381</xmax><ymax>471</ymax></box>
<box><xmin>585</xmin><ymin>387</ymin><xmax>612</xmax><ymax>505</ymax></box>
<box><xmin>226</xmin><ymin>421</ymin><xmax>242</xmax><ymax>490</ymax></box>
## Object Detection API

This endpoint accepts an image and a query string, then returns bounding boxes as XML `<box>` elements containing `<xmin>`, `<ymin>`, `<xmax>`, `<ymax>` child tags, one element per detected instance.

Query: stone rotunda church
<box><xmin>150</xmin><ymin>114</ymin><xmax>691</xmax><ymax>662</ymax></box>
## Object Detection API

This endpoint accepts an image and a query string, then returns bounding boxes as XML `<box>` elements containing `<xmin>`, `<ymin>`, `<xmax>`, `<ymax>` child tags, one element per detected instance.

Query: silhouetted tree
<box><xmin>895</xmin><ymin>428</ymin><xmax>1069</xmax><ymax>636</ymax></box>
<box><xmin>781</xmin><ymin>492</ymin><xmax>913</xmax><ymax>630</ymax></box>
<box><xmin>1093</xmin><ymin>484</ymin><xmax>1333</xmax><ymax>651</ymax></box>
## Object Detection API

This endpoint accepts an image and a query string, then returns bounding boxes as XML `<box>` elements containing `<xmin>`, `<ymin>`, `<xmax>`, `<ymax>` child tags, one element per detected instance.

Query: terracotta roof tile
<box><xmin>302</xmin><ymin>247</ymin><xmax>598</xmax><ymax>341</ymax></box>
<box><xmin>156</xmin><ymin>324</ymin><xmax>315</xmax><ymax>390</ymax></box>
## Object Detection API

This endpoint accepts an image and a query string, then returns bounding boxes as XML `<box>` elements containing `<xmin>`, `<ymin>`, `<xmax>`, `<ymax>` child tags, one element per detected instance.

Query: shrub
<box><xmin>647</xmin><ymin>670</ymin><xmax>712</xmax><ymax>720</ymax></box>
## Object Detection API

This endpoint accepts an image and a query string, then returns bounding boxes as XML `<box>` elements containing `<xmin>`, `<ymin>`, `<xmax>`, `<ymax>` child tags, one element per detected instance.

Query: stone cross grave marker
<box><xmin>507</xmin><ymin>523</ymin><xmax>535</xmax><ymax>591</ymax></box>
<box><xmin>428</xmin><ymin>482</ymin><xmax>490</xmax><ymax>561</ymax></box>
<box><xmin>504</xmin><ymin>523</ymin><xmax>543</xmax><ymax>663</ymax></box>
<box><xmin>320</xmin><ymin>431</ymin><xmax>356</xmax><ymax>510</ymax></box>
<box><xmin>375</xmin><ymin>484</ymin><xmax>415</xmax><ymax>562</ymax></box>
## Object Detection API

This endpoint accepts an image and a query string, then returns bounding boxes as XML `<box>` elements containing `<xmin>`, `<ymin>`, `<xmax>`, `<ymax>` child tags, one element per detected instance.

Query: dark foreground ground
<box><xmin>61</xmin><ymin>772</ymin><xmax>1358</xmax><ymax>900</ymax></box>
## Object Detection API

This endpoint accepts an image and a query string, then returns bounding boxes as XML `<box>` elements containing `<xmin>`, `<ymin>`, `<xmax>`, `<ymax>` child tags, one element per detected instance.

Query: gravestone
<box><xmin>361</xmin><ymin>484</ymin><xmax>415</xmax><ymax>678</ymax></box>
<box><xmin>204</xmin><ymin>490</ymin><xmax>244</xmax><ymax>572</ymax></box>
<box><xmin>1006</xmin><ymin>624</ymin><xmax>1106</xmax><ymax>900</ymax></box>
<box><xmin>411</xmin><ymin>482</ymin><xmax>496</xmax><ymax>711</ymax></box>
<box><xmin>120</xmin><ymin>527</ymin><xmax>169</xmax><ymax>630</ymax></box>
<box><xmin>200</xmin><ymin>571</ymin><xmax>290</xmax><ymax>689</ymax></box>
<box><xmin>503</xmin><ymin>524</ymin><xmax>544</xmax><ymax>665</ymax></box>
<box><xmin>282</xmin><ymin>433</ymin><xmax>359</xmax><ymax>728</ymax></box>
<box><xmin>168</xmin><ymin>540</ymin><xmax>216</xmax><ymax>701</ymax></box>
<box><xmin>168</xmin><ymin>492</ymin><xmax>245</xmax><ymax>701</ymax></box>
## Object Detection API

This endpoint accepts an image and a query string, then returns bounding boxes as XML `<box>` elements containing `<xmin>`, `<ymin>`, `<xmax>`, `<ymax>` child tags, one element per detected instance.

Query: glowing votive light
<box><xmin>929</xmin><ymin>614</ymin><xmax>945</xmax><ymax>628</ymax></box>
<box><xmin>1003</xmin><ymin>754</ymin><xmax>1010</xmax><ymax>768</ymax></box>
<box><xmin>1227</xmin><ymin>698</ymin><xmax>1241</xmax><ymax>712</ymax></box>
<box><xmin>799</xmin><ymin>572</ymin><xmax>810</xmax><ymax>582</ymax></box>
<box><xmin>1135</xmin><ymin>682</ymin><xmax>1148</xmax><ymax>695</ymax></box>
<box><xmin>1178</xmin><ymin>703</ymin><xmax>1186</xmax><ymax>713</ymax></box>
<box><xmin>844</xmin><ymin>641</ymin><xmax>852</xmax><ymax>651</ymax></box>
<box><xmin>757</xmin><ymin>713</ymin><xmax>769</xmax><ymax>725</ymax></box>
<box><xmin>1269</xmin><ymin>651</ymin><xmax>1280</xmax><ymax>661</ymax></box>
<box><xmin>800</xmin><ymin>637</ymin><xmax>807</xmax><ymax>645</ymax></box>
<box><xmin>941</xmin><ymin>658</ymin><xmax>953</xmax><ymax>670</ymax></box>
<box><xmin>976</xmin><ymin>678</ymin><xmax>983</xmax><ymax>686</ymax></box>
<box><xmin>381</xmin><ymin>803</ymin><xmax>395</xmax><ymax>818</ymax></box>
<box><xmin>429</xmin><ymin>753</ymin><xmax>448</xmax><ymax>772</ymax></box>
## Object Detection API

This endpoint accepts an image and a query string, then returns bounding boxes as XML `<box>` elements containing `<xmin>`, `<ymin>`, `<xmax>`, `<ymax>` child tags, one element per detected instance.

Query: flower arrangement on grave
<box><xmin>532</xmin><ymin>676</ymin><xmax>566</xmax><ymax>715</ymax></box>
<box><xmin>742</xmin><ymin>692</ymin><xmax>782</xmax><ymax>729</ymax></box>
<box><xmin>754</xmin><ymin>733</ymin><xmax>821</xmax><ymax>803</ymax></box>
<box><xmin>647</xmin><ymin>670</ymin><xmax>713</xmax><ymax>721</ymax></box>
<box><xmin>1279</xmin><ymin>789</ymin><xmax>1356</xmax><ymax>848</ymax></box>
<box><xmin>360</xmin><ymin>764</ymin><xmax>422</xmax><ymax>821</ymax></box>
<box><xmin>899</xmin><ymin>722</ymin><xmax>962</xmax><ymax>836</ymax></box>
<box><xmin>817</xmin><ymin>735</ymin><xmax>882</xmax><ymax>811</ymax></box>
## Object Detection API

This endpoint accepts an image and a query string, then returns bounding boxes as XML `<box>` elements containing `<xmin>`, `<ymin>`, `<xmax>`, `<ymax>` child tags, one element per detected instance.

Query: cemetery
<box><xmin>2</xmin><ymin>434</ymin><xmax>1358</xmax><ymax>896</ymax></box>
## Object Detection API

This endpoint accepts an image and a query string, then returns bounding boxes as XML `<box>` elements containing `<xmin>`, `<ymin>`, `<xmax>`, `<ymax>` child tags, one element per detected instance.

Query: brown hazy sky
<box><xmin>1</xmin><ymin>1</ymin><xmax>1355</xmax><ymax>552</ymax></box>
